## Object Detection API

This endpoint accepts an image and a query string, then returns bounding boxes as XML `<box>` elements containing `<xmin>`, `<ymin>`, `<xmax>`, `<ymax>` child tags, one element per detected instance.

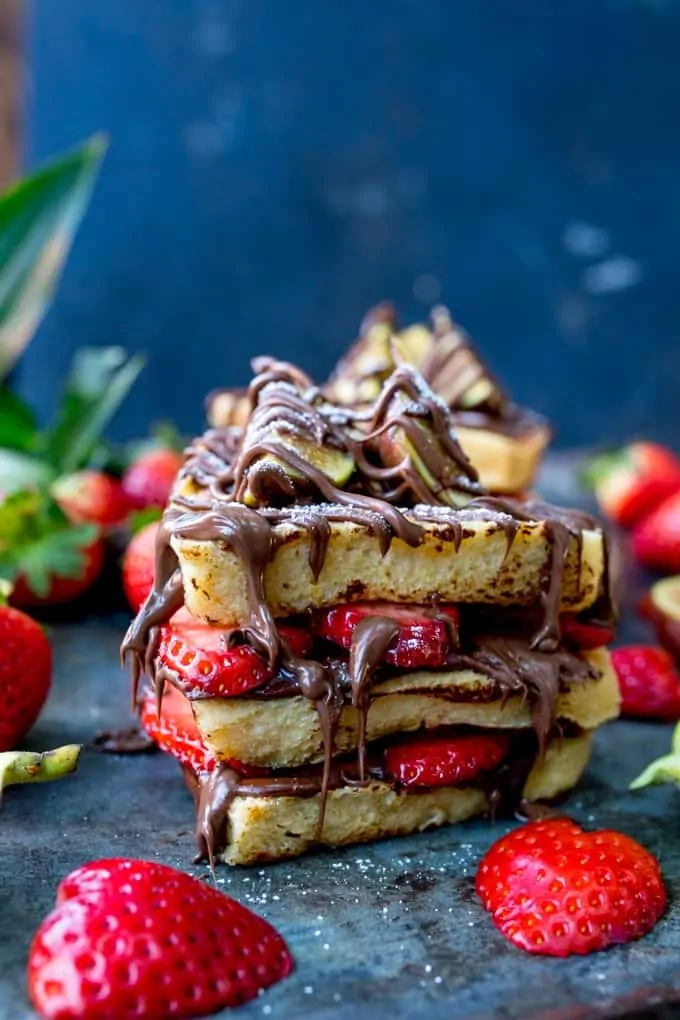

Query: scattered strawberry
<box><xmin>121</xmin><ymin>519</ymin><xmax>159</xmax><ymax>611</ymax></box>
<box><xmin>632</xmin><ymin>492</ymin><xmax>680</xmax><ymax>575</ymax></box>
<box><xmin>384</xmin><ymin>730</ymin><xmax>510</xmax><ymax>788</ymax></box>
<box><xmin>11</xmin><ymin>537</ymin><xmax>105</xmax><ymax>608</ymax></box>
<box><xmin>52</xmin><ymin>469</ymin><xmax>132</xmax><ymax>527</ymax></box>
<box><xmin>313</xmin><ymin>601</ymin><xmax>459</xmax><ymax>668</ymax></box>
<box><xmin>0</xmin><ymin>489</ymin><xmax>104</xmax><ymax>607</ymax></box>
<box><xmin>122</xmin><ymin>448</ymin><xmax>184</xmax><ymax>509</ymax></box>
<box><xmin>476</xmin><ymin>818</ymin><xmax>666</xmax><ymax>956</ymax></box>
<box><xmin>612</xmin><ymin>645</ymin><xmax>680</xmax><ymax>720</ymax></box>
<box><xmin>586</xmin><ymin>441</ymin><xmax>680</xmax><ymax>529</ymax></box>
<box><xmin>28</xmin><ymin>857</ymin><xmax>294</xmax><ymax>1019</ymax></box>
<box><xmin>560</xmin><ymin>613</ymin><xmax>615</xmax><ymax>651</ymax></box>
<box><xmin>0</xmin><ymin>602</ymin><xmax>52</xmax><ymax>751</ymax></box>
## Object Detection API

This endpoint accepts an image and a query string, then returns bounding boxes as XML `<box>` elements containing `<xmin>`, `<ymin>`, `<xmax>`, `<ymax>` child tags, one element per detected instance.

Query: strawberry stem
<box><xmin>0</xmin><ymin>744</ymin><xmax>82</xmax><ymax>804</ymax></box>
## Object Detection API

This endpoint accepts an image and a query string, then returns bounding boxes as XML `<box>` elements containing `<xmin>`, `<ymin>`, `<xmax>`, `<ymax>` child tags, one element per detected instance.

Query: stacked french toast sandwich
<box><xmin>123</xmin><ymin>305</ymin><xmax>619</xmax><ymax>866</ymax></box>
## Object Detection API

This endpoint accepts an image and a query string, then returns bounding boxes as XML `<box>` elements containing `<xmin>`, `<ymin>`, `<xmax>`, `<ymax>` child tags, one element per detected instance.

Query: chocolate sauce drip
<box><xmin>348</xmin><ymin>617</ymin><xmax>401</xmax><ymax>781</ymax></box>
<box><xmin>194</xmin><ymin>766</ymin><xmax>241</xmax><ymax>868</ymax></box>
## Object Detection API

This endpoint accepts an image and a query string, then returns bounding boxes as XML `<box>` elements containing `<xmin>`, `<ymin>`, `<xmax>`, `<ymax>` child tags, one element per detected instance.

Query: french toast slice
<box><xmin>192</xmin><ymin>648</ymin><xmax>618</xmax><ymax>767</ymax></box>
<box><xmin>170</xmin><ymin>505</ymin><xmax>604</xmax><ymax>627</ymax></box>
<box><xmin>199</xmin><ymin>731</ymin><xmax>592</xmax><ymax>865</ymax></box>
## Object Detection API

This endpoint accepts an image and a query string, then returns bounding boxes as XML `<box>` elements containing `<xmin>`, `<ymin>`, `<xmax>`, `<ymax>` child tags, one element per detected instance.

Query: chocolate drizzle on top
<box><xmin>121</xmin><ymin>353</ymin><xmax>611</xmax><ymax>865</ymax></box>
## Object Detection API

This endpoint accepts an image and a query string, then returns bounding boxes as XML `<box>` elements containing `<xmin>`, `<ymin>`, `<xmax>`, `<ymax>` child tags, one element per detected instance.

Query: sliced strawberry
<box><xmin>586</xmin><ymin>441</ymin><xmax>680</xmax><ymax>529</ymax></box>
<box><xmin>384</xmin><ymin>730</ymin><xmax>511</xmax><ymax>788</ymax></box>
<box><xmin>313</xmin><ymin>601</ymin><xmax>459</xmax><ymax>668</ymax></box>
<box><xmin>560</xmin><ymin>612</ymin><xmax>615</xmax><ymax>650</ymax></box>
<box><xmin>140</xmin><ymin>686</ymin><xmax>265</xmax><ymax>776</ymax></box>
<box><xmin>277</xmin><ymin>621</ymin><xmax>313</xmax><ymax>657</ymax></box>
<box><xmin>158</xmin><ymin>621</ymin><xmax>274</xmax><ymax>697</ymax></box>
<box><xmin>640</xmin><ymin>576</ymin><xmax>680</xmax><ymax>660</ymax></box>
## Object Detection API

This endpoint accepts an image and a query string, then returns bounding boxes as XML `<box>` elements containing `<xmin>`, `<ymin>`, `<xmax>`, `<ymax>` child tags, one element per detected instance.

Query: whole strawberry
<box><xmin>122</xmin><ymin>448</ymin><xmax>184</xmax><ymax>509</ymax></box>
<box><xmin>612</xmin><ymin>645</ymin><xmax>680</xmax><ymax>720</ymax></box>
<box><xmin>632</xmin><ymin>491</ymin><xmax>680</xmax><ymax>575</ymax></box>
<box><xmin>0</xmin><ymin>603</ymin><xmax>52</xmax><ymax>751</ymax></box>
<box><xmin>476</xmin><ymin>818</ymin><xmax>666</xmax><ymax>956</ymax></box>
<box><xmin>121</xmin><ymin>520</ymin><xmax>159</xmax><ymax>611</ymax></box>
<box><xmin>52</xmin><ymin>469</ymin><xmax>132</xmax><ymax>527</ymax></box>
<box><xmin>587</xmin><ymin>441</ymin><xmax>680</xmax><ymax>529</ymax></box>
<box><xmin>28</xmin><ymin>858</ymin><xmax>294</xmax><ymax>1019</ymax></box>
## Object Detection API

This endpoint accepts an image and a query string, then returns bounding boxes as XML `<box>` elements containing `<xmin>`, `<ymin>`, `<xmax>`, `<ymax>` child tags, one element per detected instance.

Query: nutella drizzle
<box><xmin>121</xmin><ymin>355</ymin><xmax>611</xmax><ymax>865</ymax></box>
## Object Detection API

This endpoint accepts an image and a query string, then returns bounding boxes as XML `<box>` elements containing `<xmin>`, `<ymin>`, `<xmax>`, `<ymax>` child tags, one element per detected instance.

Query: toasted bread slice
<box><xmin>456</xmin><ymin>423</ymin><xmax>550</xmax><ymax>495</ymax></box>
<box><xmin>172</xmin><ymin>508</ymin><xmax>604</xmax><ymax>628</ymax></box>
<box><xmin>193</xmin><ymin>648</ymin><xmax>617</xmax><ymax>768</ymax></box>
<box><xmin>215</xmin><ymin>731</ymin><xmax>592</xmax><ymax>864</ymax></box>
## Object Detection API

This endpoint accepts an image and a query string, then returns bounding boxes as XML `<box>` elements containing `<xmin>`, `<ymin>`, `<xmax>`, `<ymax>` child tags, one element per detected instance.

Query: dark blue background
<box><xmin>20</xmin><ymin>1</ymin><xmax>680</xmax><ymax>448</ymax></box>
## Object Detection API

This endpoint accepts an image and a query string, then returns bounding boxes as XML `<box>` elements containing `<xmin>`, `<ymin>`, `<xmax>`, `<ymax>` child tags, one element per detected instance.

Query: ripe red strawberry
<box><xmin>632</xmin><ymin>492</ymin><xmax>680</xmax><ymax>574</ymax></box>
<box><xmin>0</xmin><ymin>490</ymin><xmax>105</xmax><ymax>608</ymax></box>
<box><xmin>52</xmin><ymin>469</ymin><xmax>132</xmax><ymax>527</ymax></box>
<box><xmin>476</xmin><ymin>818</ymin><xmax>666</xmax><ymax>956</ymax></box>
<box><xmin>121</xmin><ymin>519</ymin><xmax>159</xmax><ymax>611</ymax></box>
<box><xmin>122</xmin><ymin>448</ymin><xmax>184</xmax><ymax>509</ymax></box>
<box><xmin>313</xmin><ymin>601</ymin><xmax>460</xmax><ymax>668</ymax></box>
<box><xmin>28</xmin><ymin>857</ymin><xmax>294</xmax><ymax>1018</ymax></box>
<box><xmin>384</xmin><ymin>730</ymin><xmax>510</xmax><ymax>788</ymax></box>
<box><xmin>159</xmin><ymin>621</ymin><xmax>274</xmax><ymax>697</ymax></box>
<box><xmin>11</xmin><ymin>537</ymin><xmax>105</xmax><ymax>608</ymax></box>
<box><xmin>0</xmin><ymin>604</ymin><xmax>52</xmax><ymax>751</ymax></box>
<box><xmin>612</xmin><ymin>645</ymin><xmax>680</xmax><ymax>720</ymax></box>
<box><xmin>560</xmin><ymin>613</ymin><xmax>615</xmax><ymax>651</ymax></box>
<box><xmin>587</xmin><ymin>441</ymin><xmax>680</xmax><ymax>529</ymax></box>
<box><xmin>140</xmin><ymin>686</ymin><xmax>265</xmax><ymax>776</ymax></box>
<box><xmin>277</xmin><ymin>621</ymin><xmax>313</xmax><ymax>657</ymax></box>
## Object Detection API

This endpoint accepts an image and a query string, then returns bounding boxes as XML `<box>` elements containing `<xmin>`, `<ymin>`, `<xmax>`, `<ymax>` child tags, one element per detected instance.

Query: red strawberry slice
<box><xmin>476</xmin><ymin>818</ymin><xmax>666</xmax><ymax>956</ymax></box>
<box><xmin>612</xmin><ymin>645</ymin><xmax>680</xmax><ymax>720</ymax></box>
<box><xmin>587</xmin><ymin>441</ymin><xmax>680</xmax><ymax>529</ymax></box>
<box><xmin>277</xmin><ymin>621</ymin><xmax>313</xmax><ymax>657</ymax></box>
<box><xmin>28</xmin><ymin>858</ymin><xmax>294</xmax><ymax>1018</ymax></box>
<box><xmin>140</xmin><ymin>686</ymin><xmax>267</xmax><ymax>776</ymax></box>
<box><xmin>384</xmin><ymin>730</ymin><xmax>511</xmax><ymax>788</ymax></box>
<box><xmin>159</xmin><ymin>621</ymin><xmax>274</xmax><ymax>697</ymax></box>
<box><xmin>313</xmin><ymin>601</ymin><xmax>459</xmax><ymax>668</ymax></box>
<box><xmin>560</xmin><ymin>613</ymin><xmax>615</xmax><ymax>650</ymax></box>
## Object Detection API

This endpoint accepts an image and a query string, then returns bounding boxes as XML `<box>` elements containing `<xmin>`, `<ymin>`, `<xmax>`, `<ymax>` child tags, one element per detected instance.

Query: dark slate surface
<box><xmin>2</xmin><ymin>458</ymin><xmax>680</xmax><ymax>1019</ymax></box>
<box><xmin>21</xmin><ymin>0</ymin><xmax>680</xmax><ymax>449</ymax></box>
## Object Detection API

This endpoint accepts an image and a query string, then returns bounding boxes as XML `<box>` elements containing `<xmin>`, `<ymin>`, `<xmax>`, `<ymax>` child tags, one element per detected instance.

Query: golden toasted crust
<box><xmin>219</xmin><ymin>731</ymin><xmax>593</xmax><ymax>864</ymax></box>
<box><xmin>456</xmin><ymin>424</ymin><xmax>550</xmax><ymax>494</ymax></box>
<box><xmin>173</xmin><ymin>514</ymin><xmax>604</xmax><ymax>628</ymax></box>
<box><xmin>193</xmin><ymin>648</ymin><xmax>618</xmax><ymax>767</ymax></box>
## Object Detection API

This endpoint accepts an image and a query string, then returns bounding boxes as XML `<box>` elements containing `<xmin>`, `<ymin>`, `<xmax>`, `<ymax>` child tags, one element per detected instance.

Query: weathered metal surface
<box><xmin>2</xmin><ymin>495</ymin><xmax>680</xmax><ymax>1017</ymax></box>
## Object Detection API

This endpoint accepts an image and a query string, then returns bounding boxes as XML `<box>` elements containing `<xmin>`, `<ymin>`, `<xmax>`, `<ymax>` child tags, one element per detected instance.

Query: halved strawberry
<box><xmin>277</xmin><ymin>621</ymin><xmax>313</xmax><ymax>657</ymax></box>
<box><xmin>158</xmin><ymin>622</ymin><xmax>274</xmax><ymax>697</ymax></box>
<box><xmin>384</xmin><ymin>730</ymin><xmax>511</xmax><ymax>788</ymax></box>
<box><xmin>313</xmin><ymin>601</ymin><xmax>459</xmax><ymax>668</ymax></box>
<box><xmin>560</xmin><ymin>612</ymin><xmax>615</xmax><ymax>650</ymax></box>
<box><xmin>140</xmin><ymin>686</ymin><xmax>265</xmax><ymax>776</ymax></box>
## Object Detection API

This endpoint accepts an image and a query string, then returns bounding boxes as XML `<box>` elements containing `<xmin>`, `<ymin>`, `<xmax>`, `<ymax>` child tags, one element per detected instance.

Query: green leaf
<box><xmin>579</xmin><ymin>449</ymin><xmax>627</xmax><ymax>490</ymax></box>
<box><xmin>0</xmin><ymin>134</ymin><xmax>108</xmax><ymax>383</ymax></box>
<box><xmin>128</xmin><ymin>505</ymin><xmax>163</xmax><ymax>533</ymax></box>
<box><xmin>41</xmin><ymin>346</ymin><xmax>145</xmax><ymax>474</ymax></box>
<box><xmin>0</xmin><ymin>488</ymin><xmax>96</xmax><ymax>596</ymax></box>
<box><xmin>0</xmin><ymin>386</ymin><xmax>37</xmax><ymax>452</ymax></box>
<box><xmin>0</xmin><ymin>448</ymin><xmax>52</xmax><ymax>493</ymax></box>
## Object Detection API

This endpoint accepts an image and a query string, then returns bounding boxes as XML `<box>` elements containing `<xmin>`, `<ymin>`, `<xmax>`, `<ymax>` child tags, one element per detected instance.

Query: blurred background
<box><xmin>13</xmin><ymin>1</ymin><xmax>680</xmax><ymax>447</ymax></box>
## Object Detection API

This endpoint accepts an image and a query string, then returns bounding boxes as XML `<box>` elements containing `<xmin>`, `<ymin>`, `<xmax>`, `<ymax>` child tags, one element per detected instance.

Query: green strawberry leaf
<box><xmin>0</xmin><ymin>386</ymin><xmax>37</xmax><ymax>452</ymax></box>
<box><xmin>579</xmin><ymin>449</ymin><xmax>628</xmax><ymax>490</ymax></box>
<box><xmin>0</xmin><ymin>489</ymin><xmax>96</xmax><ymax>595</ymax></box>
<box><xmin>0</xmin><ymin>448</ymin><xmax>52</xmax><ymax>493</ymax></box>
<box><xmin>0</xmin><ymin>134</ymin><xmax>108</xmax><ymax>383</ymax></box>
<box><xmin>40</xmin><ymin>346</ymin><xmax>145</xmax><ymax>474</ymax></box>
<box><xmin>128</xmin><ymin>505</ymin><xmax>163</xmax><ymax>533</ymax></box>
